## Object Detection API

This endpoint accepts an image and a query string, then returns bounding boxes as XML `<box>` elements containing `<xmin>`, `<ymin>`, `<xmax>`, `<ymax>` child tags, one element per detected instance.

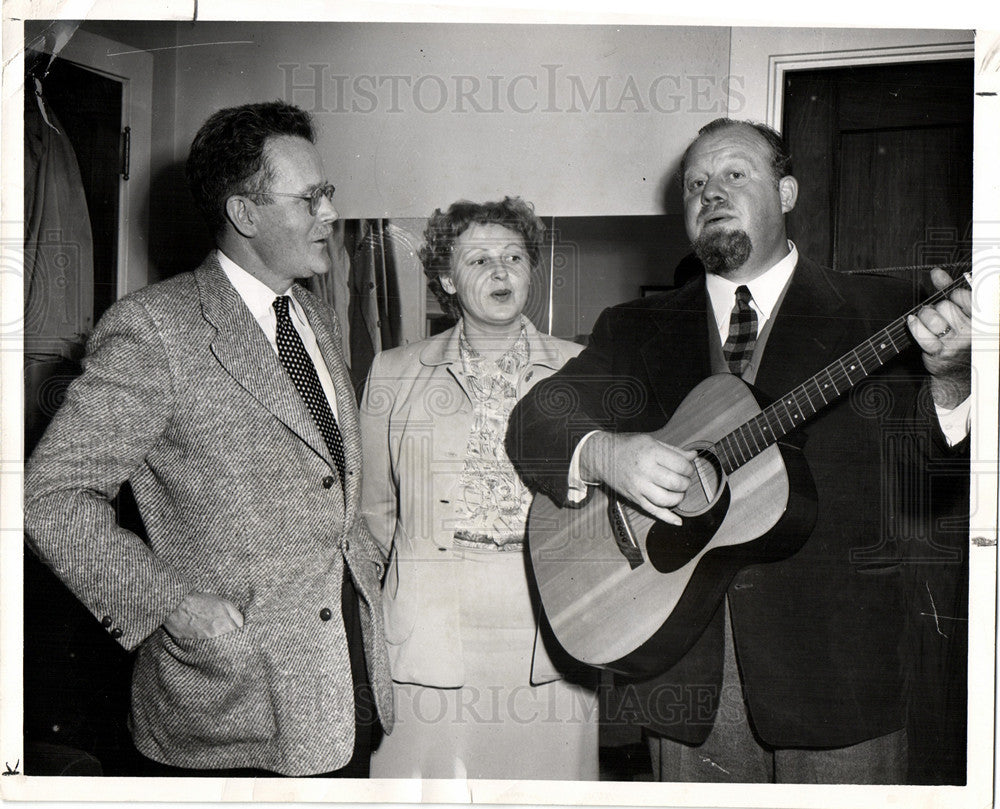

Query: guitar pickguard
<box><xmin>645</xmin><ymin>482</ymin><xmax>731</xmax><ymax>573</ymax></box>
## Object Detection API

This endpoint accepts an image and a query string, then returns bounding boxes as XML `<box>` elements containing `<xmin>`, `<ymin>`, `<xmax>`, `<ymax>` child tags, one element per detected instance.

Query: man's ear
<box><xmin>440</xmin><ymin>274</ymin><xmax>456</xmax><ymax>295</ymax></box>
<box><xmin>779</xmin><ymin>176</ymin><xmax>798</xmax><ymax>214</ymax></box>
<box><xmin>225</xmin><ymin>195</ymin><xmax>258</xmax><ymax>238</ymax></box>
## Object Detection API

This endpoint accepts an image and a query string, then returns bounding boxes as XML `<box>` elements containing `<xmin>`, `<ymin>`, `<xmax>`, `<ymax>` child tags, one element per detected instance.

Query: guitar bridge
<box><xmin>608</xmin><ymin>497</ymin><xmax>644</xmax><ymax>570</ymax></box>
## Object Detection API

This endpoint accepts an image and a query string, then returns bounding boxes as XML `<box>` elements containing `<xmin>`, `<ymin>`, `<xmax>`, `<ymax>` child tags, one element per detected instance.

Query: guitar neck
<box><xmin>715</xmin><ymin>272</ymin><xmax>969</xmax><ymax>475</ymax></box>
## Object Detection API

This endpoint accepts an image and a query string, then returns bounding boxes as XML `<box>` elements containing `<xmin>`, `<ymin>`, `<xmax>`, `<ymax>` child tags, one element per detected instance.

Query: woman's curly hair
<box><xmin>419</xmin><ymin>196</ymin><xmax>545</xmax><ymax>322</ymax></box>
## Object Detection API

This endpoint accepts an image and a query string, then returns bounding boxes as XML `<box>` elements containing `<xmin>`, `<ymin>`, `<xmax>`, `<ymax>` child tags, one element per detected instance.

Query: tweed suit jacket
<box><xmin>24</xmin><ymin>253</ymin><xmax>393</xmax><ymax>776</ymax></box>
<box><xmin>507</xmin><ymin>256</ymin><xmax>966</xmax><ymax>748</ymax></box>
<box><xmin>360</xmin><ymin>320</ymin><xmax>583</xmax><ymax>687</ymax></box>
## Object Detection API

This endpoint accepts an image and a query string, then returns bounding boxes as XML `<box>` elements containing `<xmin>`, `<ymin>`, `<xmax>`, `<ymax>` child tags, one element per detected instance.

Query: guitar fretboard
<box><xmin>715</xmin><ymin>272</ymin><xmax>970</xmax><ymax>476</ymax></box>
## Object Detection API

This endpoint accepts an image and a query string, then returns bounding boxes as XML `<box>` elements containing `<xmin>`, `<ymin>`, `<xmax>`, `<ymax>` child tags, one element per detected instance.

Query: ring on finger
<box><xmin>936</xmin><ymin>325</ymin><xmax>952</xmax><ymax>338</ymax></box>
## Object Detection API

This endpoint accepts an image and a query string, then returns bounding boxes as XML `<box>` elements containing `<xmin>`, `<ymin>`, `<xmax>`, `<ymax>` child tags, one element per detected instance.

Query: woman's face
<box><xmin>442</xmin><ymin>223</ymin><xmax>532</xmax><ymax>333</ymax></box>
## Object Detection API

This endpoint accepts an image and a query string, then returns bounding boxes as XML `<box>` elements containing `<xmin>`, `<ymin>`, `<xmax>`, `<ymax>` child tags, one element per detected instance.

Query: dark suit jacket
<box><xmin>507</xmin><ymin>255</ymin><xmax>964</xmax><ymax>748</ymax></box>
<box><xmin>24</xmin><ymin>253</ymin><xmax>393</xmax><ymax>775</ymax></box>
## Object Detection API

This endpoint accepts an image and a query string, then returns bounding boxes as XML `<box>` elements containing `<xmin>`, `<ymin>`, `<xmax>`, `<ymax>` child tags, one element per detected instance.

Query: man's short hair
<box><xmin>186</xmin><ymin>101</ymin><xmax>315</xmax><ymax>236</ymax></box>
<box><xmin>679</xmin><ymin>118</ymin><xmax>793</xmax><ymax>186</ymax></box>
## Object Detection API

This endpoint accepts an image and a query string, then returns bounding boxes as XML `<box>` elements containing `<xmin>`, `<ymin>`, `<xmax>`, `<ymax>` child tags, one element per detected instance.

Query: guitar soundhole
<box><xmin>645</xmin><ymin>446</ymin><xmax>730</xmax><ymax>574</ymax></box>
<box><xmin>675</xmin><ymin>447</ymin><xmax>724</xmax><ymax>517</ymax></box>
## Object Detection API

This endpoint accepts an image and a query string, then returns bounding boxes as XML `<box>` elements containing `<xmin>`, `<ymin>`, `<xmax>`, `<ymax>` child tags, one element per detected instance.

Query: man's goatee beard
<box><xmin>692</xmin><ymin>229</ymin><xmax>753</xmax><ymax>275</ymax></box>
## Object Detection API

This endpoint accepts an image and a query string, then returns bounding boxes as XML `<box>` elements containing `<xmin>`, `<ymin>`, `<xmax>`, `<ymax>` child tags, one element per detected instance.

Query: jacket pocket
<box><xmin>147</xmin><ymin>624</ymin><xmax>276</xmax><ymax>745</ymax></box>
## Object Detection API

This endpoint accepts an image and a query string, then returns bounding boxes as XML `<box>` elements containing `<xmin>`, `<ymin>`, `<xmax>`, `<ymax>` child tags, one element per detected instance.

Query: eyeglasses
<box><xmin>261</xmin><ymin>183</ymin><xmax>336</xmax><ymax>216</ymax></box>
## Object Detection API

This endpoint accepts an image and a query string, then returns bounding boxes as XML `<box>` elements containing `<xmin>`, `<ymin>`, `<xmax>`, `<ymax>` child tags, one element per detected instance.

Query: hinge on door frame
<box><xmin>121</xmin><ymin>126</ymin><xmax>131</xmax><ymax>181</ymax></box>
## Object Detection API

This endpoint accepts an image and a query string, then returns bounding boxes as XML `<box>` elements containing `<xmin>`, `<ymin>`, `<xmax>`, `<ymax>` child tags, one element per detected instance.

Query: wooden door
<box><xmin>782</xmin><ymin>59</ymin><xmax>972</xmax><ymax>272</ymax></box>
<box><xmin>781</xmin><ymin>58</ymin><xmax>972</xmax><ymax>787</ymax></box>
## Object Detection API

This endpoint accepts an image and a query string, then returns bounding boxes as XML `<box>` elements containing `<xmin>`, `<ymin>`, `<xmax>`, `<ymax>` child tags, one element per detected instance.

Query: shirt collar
<box><xmin>706</xmin><ymin>240</ymin><xmax>798</xmax><ymax>328</ymax></box>
<box><xmin>217</xmin><ymin>249</ymin><xmax>304</xmax><ymax>323</ymax></box>
<box><xmin>458</xmin><ymin>317</ymin><xmax>530</xmax><ymax>375</ymax></box>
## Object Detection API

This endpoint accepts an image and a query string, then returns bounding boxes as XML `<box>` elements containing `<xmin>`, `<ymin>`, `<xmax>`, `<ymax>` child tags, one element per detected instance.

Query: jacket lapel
<box><xmin>417</xmin><ymin>319</ymin><xmax>569</xmax><ymax>401</ymax></box>
<box><xmin>753</xmin><ymin>256</ymin><xmax>854</xmax><ymax>401</ymax></box>
<box><xmin>196</xmin><ymin>257</ymin><xmax>332</xmax><ymax>465</ymax></box>
<box><xmin>523</xmin><ymin>320</ymin><xmax>570</xmax><ymax>370</ymax></box>
<box><xmin>293</xmin><ymin>285</ymin><xmax>363</xmax><ymax>518</ymax></box>
<box><xmin>419</xmin><ymin>324</ymin><xmax>473</xmax><ymax>402</ymax></box>
<box><xmin>639</xmin><ymin>280</ymin><xmax>714</xmax><ymax>421</ymax></box>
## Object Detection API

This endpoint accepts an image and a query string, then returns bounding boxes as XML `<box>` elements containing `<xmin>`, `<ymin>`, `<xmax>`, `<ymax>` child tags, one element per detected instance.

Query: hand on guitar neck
<box><xmin>906</xmin><ymin>267</ymin><xmax>973</xmax><ymax>410</ymax></box>
<box><xmin>578</xmin><ymin>431</ymin><xmax>698</xmax><ymax>526</ymax></box>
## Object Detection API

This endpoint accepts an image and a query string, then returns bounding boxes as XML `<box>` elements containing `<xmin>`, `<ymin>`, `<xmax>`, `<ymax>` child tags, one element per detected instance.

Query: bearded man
<box><xmin>506</xmin><ymin>118</ymin><xmax>971</xmax><ymax>783</ymax></box>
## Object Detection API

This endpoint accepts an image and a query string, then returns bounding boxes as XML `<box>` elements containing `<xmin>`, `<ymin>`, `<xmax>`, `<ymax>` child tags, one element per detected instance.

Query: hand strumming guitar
<box><xmin>579</xmin><ymin>431</ymin><xmax>697</xmax><ymax>526</ymax></box>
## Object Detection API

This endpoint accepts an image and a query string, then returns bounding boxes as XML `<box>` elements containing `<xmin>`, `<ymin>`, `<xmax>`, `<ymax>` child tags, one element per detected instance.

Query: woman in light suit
<box><xmin>360</xmin><ymin>197</ymin><xmax>598</xmax><ymax>780</ymax></box>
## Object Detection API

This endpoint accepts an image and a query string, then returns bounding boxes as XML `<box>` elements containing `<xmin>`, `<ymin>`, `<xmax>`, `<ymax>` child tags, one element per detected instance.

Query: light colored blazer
<box><xmin>360</xmin><ymin>320</ymin><xmax>583</xmax><ymax>687</ymax></box>
<box><xmin>23</xmin><ymin>254</ymin><xmax>393</xmax><ymax>776</ymax></box>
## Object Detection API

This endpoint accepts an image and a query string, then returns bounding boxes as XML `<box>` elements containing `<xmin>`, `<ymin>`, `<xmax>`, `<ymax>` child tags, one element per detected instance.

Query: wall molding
<box><xmin>766</xmin><ymin>41</ymin><xmax>975</xmax><ymax>131</ymax></box>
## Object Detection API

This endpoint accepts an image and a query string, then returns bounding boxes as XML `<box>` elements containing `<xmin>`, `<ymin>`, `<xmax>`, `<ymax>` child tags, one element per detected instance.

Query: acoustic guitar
<box><xmin>527</xmin><ymin>272</ymin><xmax>970</xmax><ymax>677</ymax></box>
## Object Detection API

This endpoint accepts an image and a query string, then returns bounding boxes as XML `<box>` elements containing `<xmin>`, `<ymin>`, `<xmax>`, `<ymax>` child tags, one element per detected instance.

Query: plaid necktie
<box><xmin>273</xmin><ymin>296</ymin><xmax>346</xmax><ymax>485</ymax></box>
<box><xmin>722</xmin><ymin>285</ymin><xmax>758</xmax><ymax>376</ymax></box>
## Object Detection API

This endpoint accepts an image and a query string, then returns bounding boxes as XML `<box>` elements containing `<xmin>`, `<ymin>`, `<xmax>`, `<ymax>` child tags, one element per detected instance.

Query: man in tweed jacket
<box><xmin>24</xmin><ymin>101</ymin><xmax>393</xmax><ymax>777</ymax></box>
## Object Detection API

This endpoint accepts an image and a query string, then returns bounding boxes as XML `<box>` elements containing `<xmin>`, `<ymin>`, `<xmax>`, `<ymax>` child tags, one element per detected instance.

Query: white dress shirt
<box><xmin>218</xmin><ymin>250</ymin><xmax>339</xmax><ymax>420</ymax></box>
<box><xmin>705</xmin><ymin>242</ymin><xmax>798</xmax><ymax>347</ymax></box>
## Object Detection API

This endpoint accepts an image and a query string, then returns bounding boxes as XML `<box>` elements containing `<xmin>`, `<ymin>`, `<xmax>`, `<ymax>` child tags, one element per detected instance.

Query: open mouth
<box><xmin>491</xmin><ymin>289</ymin><xmax>513</xmax><ymax>302</ymax></box>
<box><xmin>701</xmin><ymin>212</ymin><xmax>733</xmax><ymax>228</ymax></box>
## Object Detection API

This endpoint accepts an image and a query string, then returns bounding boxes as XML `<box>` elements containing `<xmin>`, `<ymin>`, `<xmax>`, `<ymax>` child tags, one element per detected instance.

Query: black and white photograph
<box><xmin>1</xmin><ymin>2</ymin><xmax>997</xmax><ymax>807</ymax></box>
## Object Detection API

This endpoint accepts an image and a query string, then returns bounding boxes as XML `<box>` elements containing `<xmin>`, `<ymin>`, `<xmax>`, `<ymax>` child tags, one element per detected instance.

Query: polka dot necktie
<box><xmin>722</xmin><ymin>285</ymin><xmax>758</xmax><ymax>377</ymax></box>
<box><xmin>273</xmin><ymin>296</ymin><xmax>346</xmax><ymax>486</ymax></box>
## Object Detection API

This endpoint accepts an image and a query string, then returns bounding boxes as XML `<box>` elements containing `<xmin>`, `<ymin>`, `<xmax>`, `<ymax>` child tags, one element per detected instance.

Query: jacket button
<box><xmin>109</xmin><ymin>627</ymin><xmax>123</xmax><ymax>639</ymax></box>
<box><xmin>101</xmin><ymin>615</ymin><xmax>113</xmax><ymax>627</ymax></box>
<box><xmin>319</xmin><ymin>608</ymin><xmax>333</xmax><ymax>621</ymax></box>
<box><xmin>322</xmin><ymin>475</ymin><xmax>336</xmax><ymax>489</ymax></box>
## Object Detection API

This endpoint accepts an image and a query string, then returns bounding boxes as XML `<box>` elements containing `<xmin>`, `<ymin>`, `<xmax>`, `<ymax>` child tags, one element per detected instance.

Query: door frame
<box><xmin>0</xmin><ymin>27</ymin><xmax>153</xmax><ymax>782</ymax></box>
<box><xmin>35</xmin><ymin>28</ymin><xmax>154</xmax><ymax>296</ymax></box>
<box><xmin>766</xmin><ymin>42</ymin><xmax>975</xmax><ymax>131</ymax></box>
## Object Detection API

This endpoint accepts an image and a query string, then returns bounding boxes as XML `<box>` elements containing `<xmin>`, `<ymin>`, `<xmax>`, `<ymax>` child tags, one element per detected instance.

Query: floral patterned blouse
<box><xmin>452</xmin><ymin>318</ymin><xmax>532</xmax><ymax>552</ymax></box>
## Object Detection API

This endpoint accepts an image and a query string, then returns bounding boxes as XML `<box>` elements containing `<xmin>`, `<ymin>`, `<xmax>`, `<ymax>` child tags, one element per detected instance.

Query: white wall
<box><xmin>170</xmin><ymin>22</ymin><xmax>733</xmax><ymax>218</ymax></box>
<box><xmin>728</xmin><ymin>26</ymin><xmax>973</xmax><ymax>126</ymax></box>
<box><xmin>72</xmin><ymin>21</ymin><xmax>975</xmax><ymax>332</ymax></box>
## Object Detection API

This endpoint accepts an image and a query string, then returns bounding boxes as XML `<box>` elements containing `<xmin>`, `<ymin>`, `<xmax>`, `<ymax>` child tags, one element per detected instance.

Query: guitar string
<box><xmin>714</xmin><ymin>273</ymin><xmax>970</xmax><ymax>475</ymax></box>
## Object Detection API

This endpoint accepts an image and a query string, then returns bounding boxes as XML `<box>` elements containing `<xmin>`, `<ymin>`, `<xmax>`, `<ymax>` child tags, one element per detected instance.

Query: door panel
<box><xmin>782</xmin><ymin>57</ymin><xmax>972</xmax><ymax>787</ymax></box>
<box><xmin>783</xmin><ymin>59</ymin><xmax>972</xmax><ymax>271</ymax></box>
<box><xmin>836</xmin><ymin>125</ymin><xmax>972</xmax><ymax>270</ymax></box>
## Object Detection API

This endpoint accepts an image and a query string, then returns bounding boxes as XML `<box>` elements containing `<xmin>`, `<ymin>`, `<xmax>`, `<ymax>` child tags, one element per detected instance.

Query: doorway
<box><xmin>781</xmin><ymin>58</ymin><xmax>973</xmax><ymax>272</ymax></box>
<box><xmin>38</xmin><ymin>57</ymin><xmax>124</xmax><ymax>326</ymax></box>
<box><xmin>22</xmin><ymin>44</ymin><xmax>144</xmax><ymax>777</ymax></box>
<box><xmin>781</xmin><ymin>57</ymin><xmax>972</xmax><ymax>787</ymax></box>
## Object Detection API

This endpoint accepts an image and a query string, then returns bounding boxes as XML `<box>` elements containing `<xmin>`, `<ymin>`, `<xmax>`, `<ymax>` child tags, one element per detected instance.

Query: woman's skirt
<box><xmin>370</xmin><ymin>548</ymin><xmax>599</xmax><ymax>780</ymax></box>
